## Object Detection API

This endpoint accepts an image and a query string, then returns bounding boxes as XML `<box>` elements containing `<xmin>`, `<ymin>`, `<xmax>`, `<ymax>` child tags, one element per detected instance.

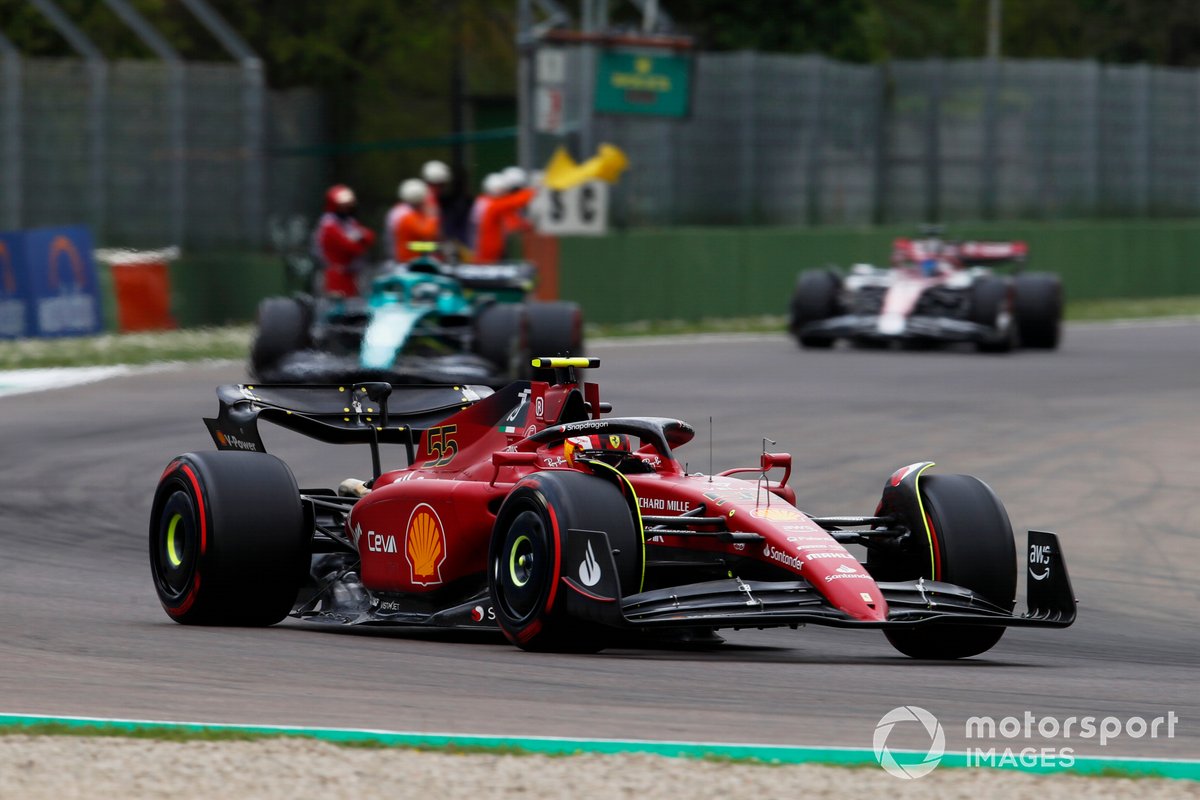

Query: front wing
<box><xmin>561</xmin><ymin>529</ymin><xmax>1076</xmax><ymax>631</ymax></box>
<box><xmin>801</xmin><ymin>314</ymin><xmax>996</xmax><ymax>344</ymax></box>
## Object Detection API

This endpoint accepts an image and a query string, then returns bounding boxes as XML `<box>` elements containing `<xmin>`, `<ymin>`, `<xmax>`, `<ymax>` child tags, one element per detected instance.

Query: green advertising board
<box><xmin>594</xmin><ymin>50</ymin><xmax>691</xmax><ymax>118</ymax></box>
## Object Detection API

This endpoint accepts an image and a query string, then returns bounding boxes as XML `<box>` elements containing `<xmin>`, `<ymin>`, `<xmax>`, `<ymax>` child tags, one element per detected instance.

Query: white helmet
<box><xmin>400</xmin><ymin>178</ymin><xmax>429</xmax><ymax>205</ymax></box>
<box><xmin>502</xmin><ymin>166</ymin><xmax>528</xmax><ymax>189</ymax></box>
<box><xmin>422</xmin><ymin>160</ymin><xmax>451</xmax><ymax>184</ymax></box>
<box><xmin>483</xmin><ymin>173</ymin><xmax>507</xmax><ymax>197</ymax></box>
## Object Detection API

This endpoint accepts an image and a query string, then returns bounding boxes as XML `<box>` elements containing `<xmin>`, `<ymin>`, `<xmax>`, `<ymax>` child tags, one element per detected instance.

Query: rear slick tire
<box><xmin>149</xmin><ymin>451</ymin><xmax>309</xmax><ymax>626</ymax></box>
<box><xmin>526</xmin><ymin>301</ymin><xmax>584</xmax><ymax>381</ymax></box>
<box><xmin>473</xmin><ymin>302</ymin><xmax>529</xmax><ymax>380</ymax></box>
<box><xmin>250</xmin><ymin>297</ymin><xmax>311</xmax><ymax>377</ymax></box>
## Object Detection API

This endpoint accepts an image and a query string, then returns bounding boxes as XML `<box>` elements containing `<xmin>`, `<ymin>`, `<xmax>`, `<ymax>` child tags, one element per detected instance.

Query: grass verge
<box><xmin>0</xmin><ymin>325</ymin><xmax>253</xmax><ymax>370</ymax></box>
<box><xmin>1</xmin><ymin>720</ymin><xmax>1194</xmax><ymax>779</ymax></box>
<box><xmin>0</xmin><ymin>296</ymin><xmax>1196</xmax><ymax>371</ymax></box>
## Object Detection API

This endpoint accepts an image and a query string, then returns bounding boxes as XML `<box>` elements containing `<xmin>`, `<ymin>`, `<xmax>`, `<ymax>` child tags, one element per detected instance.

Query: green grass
<box><xmin>0</xmin><ymin>722</ymin><xmax>275</xmax><ymax>744</ymax></box>
<box><xmin>1064</xmin><ymin>295</ymin><xmax>1200</xmax><ymax>321</ymax></box>
<box><xmin>0</xmin><ymin>296</ymin><xmax>1196</xmax><ymax>371</ymax></box>
<box><xmin>586</xmin><ymin>314</ymin><xmax>788</xmax><ymax>338</ymax></box>
<box><xmin>0</xmin><ymin>325</ymin><xmax>253</xmax><ymax>370</ymax></box>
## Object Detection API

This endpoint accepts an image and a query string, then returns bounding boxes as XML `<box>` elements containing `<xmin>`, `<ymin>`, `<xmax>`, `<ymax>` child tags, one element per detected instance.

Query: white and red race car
<box><xmin>789</xmin><ymin>228</ymin><xmax>1062</xmax><ymax>352</ymax></box>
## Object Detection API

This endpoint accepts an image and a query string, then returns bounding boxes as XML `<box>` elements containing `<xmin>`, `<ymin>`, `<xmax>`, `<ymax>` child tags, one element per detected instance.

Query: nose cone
<box><xmin>805</xmin><ymin>561</ymin><xmax>889</xmax><ymax>621</ymax></box>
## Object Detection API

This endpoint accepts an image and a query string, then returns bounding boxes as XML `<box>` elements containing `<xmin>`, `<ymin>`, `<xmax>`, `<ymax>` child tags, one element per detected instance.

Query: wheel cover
<box><xmin>496</xmin><ymin>510</ymin><xmax>548</xmax><ymax>623</ymax></box>
<box><xmin>508</xmin><ymin>534</ymin><xmax>533</xmax><ymax>587</ymax></box>
<box><xmin>166</xmin><ymin>513</ymin><xmax>185</xmax><ymax>567</ymax></box>
<box><xmin>154</xmin><ymin>489</ymin><xmax>198</xmax><ymax>599</ymax></box>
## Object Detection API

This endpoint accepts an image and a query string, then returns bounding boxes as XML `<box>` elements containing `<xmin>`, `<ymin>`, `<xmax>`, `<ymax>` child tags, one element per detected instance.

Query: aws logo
<box><xmin>36</xmin><ymin>232</ymin><xmax>97</xmax><ymax>334</ymax></box>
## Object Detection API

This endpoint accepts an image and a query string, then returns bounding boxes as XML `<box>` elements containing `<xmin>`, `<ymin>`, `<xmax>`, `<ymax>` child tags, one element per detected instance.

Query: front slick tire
<box><xmin>880</xmin><ymin>474</ymin><xmax>1017</xmax><ymax>659</ymax></box>
<box><xmin>150</xmin><ymin>451</ymin><xmax>308</xmax><ymax>626</ymax></box>
<box><xmin>789</xmin><ymin>270</ymin><xmax>840</xmax><ymax>349</ymax></box>
<box><xmin>489</xmin><ymin>472</ymin><xmax>640</xmax><ymax>653</ymax></box>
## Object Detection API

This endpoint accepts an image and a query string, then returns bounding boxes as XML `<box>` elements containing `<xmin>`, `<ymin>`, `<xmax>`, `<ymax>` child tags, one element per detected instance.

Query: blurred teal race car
<box><xmin>250</xmin><ymin>252</ymin><xmax>583</xmax><ymax>387</ymax></box>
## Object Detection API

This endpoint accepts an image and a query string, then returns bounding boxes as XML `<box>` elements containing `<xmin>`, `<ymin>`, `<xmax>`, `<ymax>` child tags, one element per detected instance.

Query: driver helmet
<box><xmin>563</xmin><ymin>433</ymin><xmax>632</xmax><ymax>467</ymax></box>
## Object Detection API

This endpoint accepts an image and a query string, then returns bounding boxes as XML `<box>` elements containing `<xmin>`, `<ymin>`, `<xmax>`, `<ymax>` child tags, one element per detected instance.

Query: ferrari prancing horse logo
<box><xmin>405</xmin><ymin>504</ymin><xmax>447</xmax><ymax>586</ymax></box>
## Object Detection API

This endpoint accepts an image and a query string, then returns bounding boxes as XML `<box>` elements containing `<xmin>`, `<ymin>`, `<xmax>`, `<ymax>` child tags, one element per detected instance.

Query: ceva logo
<box><xmin>873</xmin><ymin>705</ymin><xmax>946</xmax><ymax>779</ymax></box>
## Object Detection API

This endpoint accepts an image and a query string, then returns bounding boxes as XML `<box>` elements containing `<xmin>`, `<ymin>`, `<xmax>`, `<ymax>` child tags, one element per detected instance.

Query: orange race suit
<box><xmin>474</xmin><ymin>188</ymin><xmax>536</xmax><ymax>263</ymax></box>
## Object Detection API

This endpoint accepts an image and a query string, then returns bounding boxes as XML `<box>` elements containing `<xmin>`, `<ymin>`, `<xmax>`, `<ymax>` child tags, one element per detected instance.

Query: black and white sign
<box><xmin>533</xmin><ymin>182</ymin><xmax>609</xmax><ymax>236</ymax></box>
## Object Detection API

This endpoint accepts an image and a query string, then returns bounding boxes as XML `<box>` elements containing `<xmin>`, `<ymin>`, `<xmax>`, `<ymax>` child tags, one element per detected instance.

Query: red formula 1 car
<box><xmin>790</xmin><ymin>227</ymin><xmax>1063</xmax><ymax>352</ymax></box>
<box><xmin>149</xmin><ymin>358</ymin><xmax>1075</xmax><ymax>658</ymax></box>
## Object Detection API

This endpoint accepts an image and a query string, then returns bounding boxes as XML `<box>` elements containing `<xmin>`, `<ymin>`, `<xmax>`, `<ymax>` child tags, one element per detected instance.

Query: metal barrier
<box><xmin>537</xmin><ymin>53</ymin><xmax>1200</xmax><ymax>227</ymax></box>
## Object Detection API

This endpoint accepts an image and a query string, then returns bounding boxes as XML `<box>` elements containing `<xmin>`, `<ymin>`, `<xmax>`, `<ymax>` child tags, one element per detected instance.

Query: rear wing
<box><xmin>447</xmin><ymin>262</ymin><xmax>535</xmax><ymax>293</ymax></box>
<box><xmin>203</xmin><ymin>382</ymin><xmax>491</xmax><ymax>471</ymax></box>
<box><xmin>955</xmin><ymin>240</ymin><xmax>1028</xmax><ymax>266</ymax></box>
<box><xmin>891</xmin><ymin>237</ymin><xmax>1028</xmax><ymax>267</ymax></box>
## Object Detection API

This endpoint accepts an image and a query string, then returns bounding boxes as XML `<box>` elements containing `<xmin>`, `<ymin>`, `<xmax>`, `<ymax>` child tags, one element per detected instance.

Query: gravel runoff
<box><xmin>1</xmin><ymin>737</ymin><xmax>1197</xmax><ymax>800</ymax></box>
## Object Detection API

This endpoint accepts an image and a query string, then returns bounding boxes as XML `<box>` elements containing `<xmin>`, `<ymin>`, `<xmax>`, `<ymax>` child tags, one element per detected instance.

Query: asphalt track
<box><xmin>1</xmin><ymin>321</ymin><xmax>1197</xmax><ymax>759</ymax></box>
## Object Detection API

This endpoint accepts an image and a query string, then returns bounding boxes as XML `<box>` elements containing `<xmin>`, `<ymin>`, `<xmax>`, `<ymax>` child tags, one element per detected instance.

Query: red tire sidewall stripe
<box><xmin>179</xmin><ymin>464</ymin><xmax>207</xmax><ymax>556</ymax></box>
<box><xmin>167</xmin><ymin>573</ymin><xmax>200</xmax><ymax>618</ymax></box>
<box><xmin>544</xmin><ymin>504</ymin><xmax>562</xmax><ymax>614</ymax></box>
<box><xmin>159</xmin><ymin>459</ymin><xmax>181</xmax><ymax>483</ymax></box>
<box><xmin>162</xmin><ymin>462</ymin><xmax>207</xmax><ymax>618</ymax></box>
<box><xmin>515</xmin><ymin>619</ymin><xmax>542</xmax><ymax>645</ymax></box>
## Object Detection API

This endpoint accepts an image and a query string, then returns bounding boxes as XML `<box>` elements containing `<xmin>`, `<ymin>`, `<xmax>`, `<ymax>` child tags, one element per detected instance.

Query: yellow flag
<box><xmin>543</xmin><ymin>143</ymin><xmax>630</xmax><ymax>190</ymax></box>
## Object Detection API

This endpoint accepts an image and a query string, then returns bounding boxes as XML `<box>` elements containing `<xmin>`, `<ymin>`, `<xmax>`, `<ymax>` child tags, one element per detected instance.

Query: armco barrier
<box><xmin>559</xmin><ymin>220</ymin><xmax>1200</xmax><ymax>324</ymax></box>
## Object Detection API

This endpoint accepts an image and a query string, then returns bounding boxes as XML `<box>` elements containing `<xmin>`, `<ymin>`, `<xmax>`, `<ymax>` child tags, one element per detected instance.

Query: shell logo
<box><xmin>405</xmin><ymin>503</ymin><xmax>447</xmax><ymax>586</ymax></box>
<box><xmin>750</xmin><ymin>507</ymin><xmax>802</xmax><ymax>521</ymax></box>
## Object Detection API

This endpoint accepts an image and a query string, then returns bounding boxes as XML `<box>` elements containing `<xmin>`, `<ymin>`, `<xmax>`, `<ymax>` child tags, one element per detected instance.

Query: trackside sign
<box><xmin>0</xmin><ymin>231</ymin><xmax>33</xmax><ymax>339</ymax></box>
<box><xmin>594</xmin><ymin>50</ymin><xmax>691</xmax><ymax>118</ymax></box>
<box><xmin>0</xmin><ymin>225</ymin><xmax>104</xmax><ymax>338</ymax></box>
